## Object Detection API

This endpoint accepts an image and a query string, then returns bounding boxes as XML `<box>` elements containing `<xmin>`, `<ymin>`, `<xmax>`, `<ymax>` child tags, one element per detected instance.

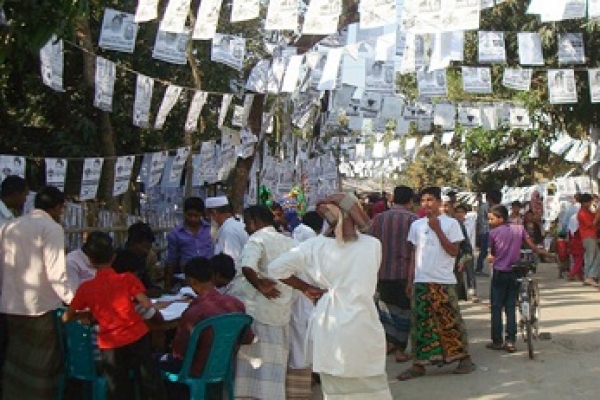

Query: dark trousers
<box><xmin>100</xmin><ymin>333</ymin><xmax>166</xmax><ymax>400</ymax></box>
<box><xmin>157</xmin><ymin>354</ymin><xmax>224</xmax><ymax>400</ymax></box>
<box><xmin>476</xmin><ymin>233</ymin><xmax>489</xmax><ymax>272</ymax></box>
<box><xmin>490</xmin><ymin>270</ymin><xmax>519</xmax><ymax>343</ymax></box>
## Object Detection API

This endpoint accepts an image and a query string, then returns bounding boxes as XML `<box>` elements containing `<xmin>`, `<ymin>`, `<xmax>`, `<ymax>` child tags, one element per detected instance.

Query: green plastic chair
<box><xmin>55</xmin><ymin>309</ymin><xmax>107</xmax><ymax>400</ymax></box>
<box><xmin>161</xmin><ymin>313</ymin><xmax>253</xmax><ymax>400</ymax></box>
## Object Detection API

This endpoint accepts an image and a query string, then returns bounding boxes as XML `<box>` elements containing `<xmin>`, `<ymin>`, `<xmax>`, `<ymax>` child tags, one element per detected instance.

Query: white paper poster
<box><xmin>302</xmin><ymin>0</ymin><xmax>342</xmax><ymax>35</ymax></box>
<box><xmin>548</xmin><ymin>69</ymin><xmax>577</xmax><ymax>104</ymax></box>
<box><xmin>365</xmin><ymin>60</ymin><xmax>395</xmax><ymax>92</ymax></box>
<box><xmin>401</xmin><ymin>0</ymin><xmax>480</xmax><ymax>33</ymax></box>
<box><xmin>265</xmin><ymin>0</ymin><xmax>298</xmax><ymax>30</ymax></box>
<box><xmin>380</xmin><ymin>96</ymin><xmax>404</xmax><ymax>119</ymax></box>
<box><xmin>135</xmin><ymin>0</ymin><xmax>160</xmax><ymax>23</ymax></box>
<box><xmin>155</xmin><ymin>85</ymin><xmax>183</xmax><ymax>129</ymax></box>
<box><xmin>148</xmin><ymin>151</ymin><xmax>168</xmax><ymax>188</ymax></box>
<box><xmin>0</xmin><ymin>156</ymin><xmax>25</xmax><ymax>182</ymax></box>
<box><xmin>281</xmin><ymin>55</ymin><xmax>304</xmax><ymax>93</ymax></box>
<box><xmin>218</xmin><ymin>94</ymin><xmax>233</xmax><ymax>129</ymax></box>
<box><xmin>558</xmin><ymin>33</ymin><xmax>585</xmax><ymax>64</ymax></box>
<box><xmin>318</xmin><ymin>48</ymin><xmax>343</xmax><ymax>91</ymax></box>
<box><xmin>434</xmin><ymin>103</ymin><xmax>456</xmax><ymax>130</ymax></box>
<box><xmin>39</xmin><ymin>35</ymin><xmax>65</xmax><ymax>92</ymax></box>
<box><xmin>211</xmin><ymin>34</ymin><xmax>245</xmax><ymax>71</ymax></box>
<box><xmin>429</xmin><ymin>31</ymin><xmax>463</xmax><ymax>71</ymax></box>
<box><xmin>80</xmin><ymin>158</ymin><xmax>103</xmax><ymax>200</ymax></box>
<box><xmin>99</xmin><ymin>9</ymin><xmax>138</xmax><ymax>53</ymax></box>
<box><xmin>152</xmin><ymin>29</ymin><xmax>189</xmax><ymax>65</ymax></box>
<box><xmin>94</xmin><ymin>57</ymin><xmax>116</xmax><ymax>112</ymax></box>
<box><xmin>462</xmin><ymin>67</ymin><xmax>492</xmax><ymax>94</ymax></box>
<box><xmin>245</xmin><ymin>59</ymin><xmax>270</xmax><ymax>93</ymax></box>
<box><xmin>502</xmin><ymin>68</ymin><xmax>532</xmax><ymax>91</ymax></box>
<box><xmin>478</xmin><ymin>31</ymin><xmax>506</xmax><ymax>63</ymax></box>
<box><xmin>45</xmin><ymin>158</ymin><xmax>67</xmax><ymax>191</ymax></box>
<box><xmin>588</xmin><ymin>68</ymin><xmax>600</xmax><ymax>103</ymax></box>
<box><xmin>169</xmin><ymin>147</ymin><xmax>190</xmax><ymax>184</ymax></box>
<box><xmin>509</xmin><ymin>106</ymin><xmax>531</xmax><ymax>129</ymax></box>
<box><xmin>517</xmin><ymin>32</ymin><xmax>544</xmax><ymax>65</ymax></box>
<box><xmin>160</xmin><ymin>0</ymin><xmax>191</xmax><ymax>33</ymax></box>
<box><xmin>458</xmin><ymin>105</ymin><xmax>482</xmax><ymax>127</ymax></box>
<box><xmin>192</xmin><ymin>0</ymin><xmax>223</xmax><ymax>40</ymax></box>
<box><xmin>133</xmin><ymin>74</ymin><xmax>154</xmax><ymax>128</ymax></box>
<box><xmin>184</xmin><ymin>91</ymin><xmax>207</xmax><ymax>132</ymax></box>
<box><xmin>360</xmin><ymin>0</ymin><xmax>397</xmax><ymax>29</ymax></box>
<box><xmin>590</xmin><ymin>0</ymin><xmax>600</xmax><ymax>18</ymax></box>
<box><xmin>113</xmin><ymin>156</ymin><xmax>135</xmax><ymax>196</ymax></box>
<box><xmin>417</xmin><ymin>70</ymin><xmax>447</xmax><ymax>97</ymax></box>
<box><xmin>231</xmin><ymin>0</ymin><xmax>259</xmax><ymax>22</ymax></box>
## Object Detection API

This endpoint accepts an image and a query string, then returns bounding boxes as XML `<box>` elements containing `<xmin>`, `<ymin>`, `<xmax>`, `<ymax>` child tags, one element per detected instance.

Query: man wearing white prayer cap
<box><xmin>205</xmin><ymin>195</ymin><xmax>248</xmax><ymax>266</ymax></box>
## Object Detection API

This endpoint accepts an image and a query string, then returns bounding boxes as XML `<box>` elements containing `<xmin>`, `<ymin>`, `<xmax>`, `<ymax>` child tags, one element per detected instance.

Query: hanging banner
<box><xmin>192</xmin><ymin>0</ymin><xmax>223</xmax><ymax>40</ymax></box>
<box><xmin>502</xmin><ymin>68</ymin><xmax>532</xmax><ymax>91</ymax></box>
<box><xmin>401</xmin><ymin>0</ymin><xmax>480</xmax><ymax>33</ymax></box>
<box><xmin>147</xmin><ymin>151</ymin><xmax>168</xmax><ymax>188</ymax></box>
<box><xmin>135</xmin><ymin>0</ymin><xmax>160</xmax><ymax>23</ymax></box>
<box><xmin>113</xmin><ymin>156</ymin><xmax>135</xmax><ymax>196</ymax></box>
<box><xmin>302</xmin><ymin>0</ymin><xmax>342</xmax><ymax>35</ymax></box>
<box><xmin>80</xmin><ymin>158</ymin><xmax>104</xmax><ymax>201</ymax></box>
<box><xmin>169</xmin><ymin>147</ymin><xmax>190</xmax><ymax>184</ymax></box>
<box><xmin>558</xmin><ymin>33</ymin><xmax>585</xmax><ymax>64</ymax></box>
<box><xmin>509</xmin><ymin>106</ymin><xmax>531</xmax><ymax>129</ymax></box>
<box><xmin>133</xmin><ymin>74</ymin><xmax>154</xmax><ymax>128</ymax></box>
<box><xmin>94</xmin><ymin>57</ymin><xmax>116</xmax><ymax>112</ymax></box>
<box><xmin>462</xmin><ymin>67</ymin><xmax>492</xmax><ymax>94</ymax></box>
<box><xmin>211</xmin><ymin>34</ymin><xmax>245</xmax><ymax>71</ymax></box>
<box><xmin>184</xmin><ymin>91</ymin><xmax>208</xmax><ymax>132</ymax></box>
<box><xmin>0</xmin><ymin>156</ymin><xmax>26</xmax><ymax>181</ymax></box>
<box><xmin>218</xmin><ymin>94</ymin><xmax>233</xmax><ymax>129</ymax></box>
<box><xmin>159</xmin><ymin>0</ymin><xmax>191</xmax><ymax>33</ymax></box>
<box><xmin>433</xmin><ymin>103</ymin><xmax>456</xmax><ymax>130</ymax></box>
<box><xmin>417</xmin><ymin>69</ymin><xmax>448</xmax><ymax>97</ymax></box>
<box><xmin>45</xmin><ymin>158</ymin><xmax>67</xmax><ymax>191</ymax></box>
<box><xmin>265</xmin><ymin>0</ymin><xmax>299</xmax><ymax>30</ymax></box>
<box><xmin>155</xmin><ymin>85</ymin><xmax>183</xmax><ymax>129</ymax></box>
<box><xmin>517</xmin><ymin>32</ymin><xmax>544</xmax><ymax>65</ymax></box>
<box><xmin>231</xmin><ymin>0</ymin><xmax>259</xmax><ymax>22</ymax></box>
<box><xmin>359</xmin><ymin>0</ymin><xmax>396</xmax><ymax>29</ymax></box>
<box><xmin>98</xmin><ymin>8</ymin><xmax>139</xmax><ymax>53</ymax></box>
<box><xmin>478</xmin><ymin>31</ymin><xmax>506</xmax><ymax>63</ymax></box>
<box><xmin>548</xmin><ymin>69</ymin><xmax>577</xmax><ymax>104</ymax></box>
<box><xmin>589</xmin><ymin>67</ymin><xmax>600</xmax><ymax>103</ymax></box>
<box><xmin>152</xmin><ymin>28</ymin><xmax>189</xmax><ymax>65</ymax></box>
<box><xmin>40</xmin><ymin>35</ymin><xmax>65</xmax><ymax>92</ymax></box>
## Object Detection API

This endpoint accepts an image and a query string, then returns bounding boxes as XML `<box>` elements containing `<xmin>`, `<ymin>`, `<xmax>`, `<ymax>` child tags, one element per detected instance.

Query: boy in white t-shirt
<box><xmin>398</xmin><ymin>186</ymin><xmax>475</xmax><ymax>381</ymax></box>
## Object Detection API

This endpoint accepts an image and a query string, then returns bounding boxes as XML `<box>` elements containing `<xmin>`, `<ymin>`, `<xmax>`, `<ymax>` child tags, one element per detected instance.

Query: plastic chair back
<box><xmin>163</xmin><ymin>313</ymin><xmax>253</xmax><ymax>399</ymax></box>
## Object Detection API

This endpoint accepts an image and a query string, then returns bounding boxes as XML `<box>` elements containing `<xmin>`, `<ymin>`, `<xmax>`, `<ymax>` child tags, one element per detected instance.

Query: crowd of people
<box><xmin>0</xmin><ymin>174</ymin><xmax>574</xmax><ymax>400</ymax></box>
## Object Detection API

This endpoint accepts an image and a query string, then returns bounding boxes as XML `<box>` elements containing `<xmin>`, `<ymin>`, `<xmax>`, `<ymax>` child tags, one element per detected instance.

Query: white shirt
<box><xmin>292</xmin><ymin>223</ymin><xmax>317</xmax><ymax>243</ymax></box>
<box><xmin>65</xmin><ymin>248</ymin><xmax>96</xmax><ymax>294</ymax></box>
<box><xmin>268</xmin><ymin>234</ymin><xmax>387</xmax><ymax>377</ymax></box>
<box><xmin>233</xmin><ymin>226</ymin><xmax>297</xmax><ymax>326</ymax></box>
<box><xmin>0</xmin><ymin>209</ymin><xmax>74</xmax><ymax>316</ymax></box>
<box><xmin>214</xmin><ymin>217</ymin><xmax>248</xmax><ymax>265</ymax></box>
<box><xmin>464</xmin><ymin>211</ymin><xmax>477</xmax><ymax>250</ymax></box>
<box><xmin>408</xmin><ymin>215</ymin><xmax>464</xmax><ymax>285</ymax></box>
<box><xmin>0</xmin><ymin>200</ymin><xmax>14</xmax><ymax>227</ymax></box>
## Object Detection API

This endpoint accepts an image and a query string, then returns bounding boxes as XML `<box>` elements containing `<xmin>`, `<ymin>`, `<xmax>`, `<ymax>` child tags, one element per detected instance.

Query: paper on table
<box><xmin>179</xmin><ymin>287</ymin><xmax>196</xmax><ymax>297</ymax></box>
<box><xmin>159</xmin><ymin>302</ymin><xmax>189</xmax><ymax>321</ymax></box>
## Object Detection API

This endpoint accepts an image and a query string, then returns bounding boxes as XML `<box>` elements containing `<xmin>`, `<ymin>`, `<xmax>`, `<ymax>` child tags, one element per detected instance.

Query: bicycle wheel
<box><xmin>525</xmin><ymin>312</ymin><xmax>534</xmax><ymax>359</ymax></box>
<box><xmin>529</xmin><ymin>281</ymin><xmax>541</xmax><ymax>337</ymax></box>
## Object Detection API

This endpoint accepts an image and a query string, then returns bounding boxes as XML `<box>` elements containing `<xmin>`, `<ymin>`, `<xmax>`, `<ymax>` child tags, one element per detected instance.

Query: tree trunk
<box><xmin>589</xmin><ymin>125</ymin><xmax>600</xmax><ymax>191</ymax></box>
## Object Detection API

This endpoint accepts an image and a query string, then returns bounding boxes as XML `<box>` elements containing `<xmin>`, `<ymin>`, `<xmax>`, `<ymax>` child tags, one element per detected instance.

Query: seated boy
<box><xmin>210</xmin><ymin>252</ymin><xmax>237</xmax><ymax>295</ymax></box>
<box><xmin>161</xmin><ymin>257</ymin><xmax>253</xmax><ymax>377</ymax></box>
<box><xmin>62</xmin><ymin>232</ymin><xmax>167</xmax><ymax>400</ymax></box>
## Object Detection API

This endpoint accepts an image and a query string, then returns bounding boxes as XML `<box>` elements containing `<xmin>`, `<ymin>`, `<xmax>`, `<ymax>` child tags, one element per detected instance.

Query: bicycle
<box><xmin>511</xmin><ymin>250</ymin><xmax>541</xmax><ymax>359</ymax></box>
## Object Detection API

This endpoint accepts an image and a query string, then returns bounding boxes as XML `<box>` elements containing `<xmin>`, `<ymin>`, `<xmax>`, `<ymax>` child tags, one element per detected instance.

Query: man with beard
<box><xmin>205</xmin><ymin>196</ymin><xmax>248</xmax><ymax>265</ymax></box>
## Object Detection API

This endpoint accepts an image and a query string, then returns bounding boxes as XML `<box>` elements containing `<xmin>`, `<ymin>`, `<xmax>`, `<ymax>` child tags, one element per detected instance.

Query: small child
<box><xmin>486</xmin><ymin>205</ymin><xmax>551</xmax><ymax>353</ymax></box>
<box><xmin>62</xmin><ymin>232</ymin><xmax>166</xmax><ymax>400</ymax></box>
<box><xmin>210</xmin><ymin>252</ymin><xmax>236</xmax><ymax>295</ymax></box>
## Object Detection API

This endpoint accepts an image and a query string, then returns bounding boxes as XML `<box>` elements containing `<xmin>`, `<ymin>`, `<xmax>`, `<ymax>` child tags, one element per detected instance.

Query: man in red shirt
<box><xmin>577</xmin><ymin>194</ymin><xmax>600</xmax><ymax>287</ymax></box>
<box><xmin>63</xmin><ymin>232</ymin><xmax>166</xmax><ymax>400</ymax></box>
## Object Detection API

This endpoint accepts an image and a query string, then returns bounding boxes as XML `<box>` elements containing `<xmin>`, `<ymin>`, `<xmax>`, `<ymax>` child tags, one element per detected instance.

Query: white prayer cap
<box><xmin>205</xmin><ymin>196</ymin><xmax>229</xmax><ymax>209</ymax></box>
<box><xmin>441</xmin><ymin>195</ymin><xmax>451</xmax><ymax>202</ymax></box>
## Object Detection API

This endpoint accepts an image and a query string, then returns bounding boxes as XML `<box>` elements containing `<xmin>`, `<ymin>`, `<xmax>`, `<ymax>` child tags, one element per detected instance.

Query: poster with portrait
<box><xmin>478</xmin><ymin>31</ymin><xmax>505</xmax><ymax>63</ymax></box>
<box><xmin>94</xmin><ymin>57</ymin><xmax>116</xmax><ymax>112</ymax></box>
<box><xmin>39</xmin><ymin>35</ymin><xmax>65</xmax><ymax>92</ymax></box>
<box><xmin>168</xmin><ymin>147</ymin><xmax>190</xmax><ymax>184</ymax></box>
<box><xmin>401</xmin><ymin>0</ymin><xmax>480</xmax><ymax>34</ymax></box>
<box><xmin>184</xmin><ymin>91</ymin><xmax>207</xmax><ymax>132</ymax></box>
<box><xmin>281</xmin><ymin>54</ymin><xmax>304</xmax><ymax>93</ymax></box>
<box><xmin>588</xmin><ymin>68</ymin><xmax>600</xmax><ymax>103</ymax></box>
<box><xmin>80</xmin><ymin>158</ymin><xmax>104</xmax><ymax>201</ymax></box>
<box><xmin>509</xmin><ymin>106</ymin><xmax>531</xmax><ymax>129</ymax></box>
<box><xmin>462</xmin><ymin>66</ymin><xmax>492</xmax><ymax>93</ymax></box>
<box><xmin>146</xmin><ymin>151</ymin><xmax>168</xmax><ymax>188</ymax></box>
<box><xmin>517</xmin><ymin>32</ymin><xmax>544</xmax><ymax>65</ymax></box>
<box><xmin>218</xmin><ymin>94</ymin><xmax>233</xmax><ymax>129</ymax></box>
<box><xmin>45</xmin><ymin>158</ymin><xmax>67</xmax><ymax>191</ymax></box>
<box><xmin>360</xmin><ymin>91</ymin><xmax>383</xmax><ymax>118</ymax></box>
<box><xmin>113</xmin><ymin>156</ymin><xmax>135</xmax><ymax>196</ymax></box>
<box><xmin>380</xmin><ymin>95</ymin><xmax>403</xmax><ymax>119</ymax></box>
<box><xmin>160</xmin><ymin>0</ymin><xmax>191</xmax><ymax>33</ymax></box>
<box><xmin>302</xmin><ymin>0</ymin><xmax>342</xmax><ymax>35</ymax></box>
<box><xmin>417</xmin><ymin>69</ymin><xmax>447</xmax><ymax>97</ymax></box>
<box><xmin>558</xmin><ymin>33</ymin><xmax>585</xmax><ymax>64</ymax></box>
<box><xmin>245</xmin><ymin>59</ymin><xmax>270</xmax><ymax>93</ymax></box>
<box><xmin>434</xmin><ymin>103</ymin><xmax>456</xmax><ymax>130</ymax></box>
<box><xmin>133</xmin><ymin>74</ymin><xmax>154</xmax><ymax>128</ymax></box>
<box><xmin>457</xmin><ymin>104</ymin><xmax>482</xmax><ymax>127</ymax></box>
<box><xmin>135</xmin><ymin>0</ymin><xmax>160</xmax><ymax>23</ymax></box>
<box><xmin>0</xmin><ymin>155</ymin><xmax>26</xmax><ymax>181</ymax></box>
<box><xmin>265</xmin><ymin>0</ymin><xmax>298</xmax><ymax>30</ymax></box>
<box><xmin>359</xmin><ymin>0</ymin><xmax>396</xmax><ymax>29</ymax></box>
<box><xmin>99</xmin><ymin>9</ymin><xmax>139</xmax><ymax>53</ymax></box>
<box><xmin>211</xmin><ymin>34</ymin><xmax>245</xmax><ymax>71</ymax></box>
<box><xmin>548</xmin><ymin>69</ymin><xmax>577</xmax><ymax>104</ymax></box>
<box><xmin>231</xmin><ymin>0</ymin><xmax>259</xmax><ymax>22</ymax></box>
<box><xmin>192</xmin><ymin>0</ymin><xmax>223</xmax><ymax>40</ymax></box>
<box><xmin>591</xmin><ymin>0</ymin><xmax>600</xmax><ymax>18</ymax></box>
<box><xmin>502</xmin><ymin>68</ymin><xmax>532</xmax><ymax>91</ymax></box>
<box><xmin>317</xmin><ymin>48</ymin><xmax>343</xmax><ymax>91</ymax></box>
<box><xmin>364</xmin><ymin>60</ymin><xmax>395</xmax><ymax>92</ymax></box>
<box><xmin>155</xmin><ymin>85</ymin><xmax>183</xmax><ymax>129</ymax></box>
<box><xmin>152</xmin><ymin>28</ymin><xmax>189</xmax><ymax>65</ymax></box>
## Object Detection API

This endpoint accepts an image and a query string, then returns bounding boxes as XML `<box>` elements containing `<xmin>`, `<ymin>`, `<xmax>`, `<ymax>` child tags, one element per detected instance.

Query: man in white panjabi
<box><xmin>233</xmin><ymin>205</ymin><xmax>298</xmax><ymax>399</ymax></box>
<box><xmin>205</xmin><ymin>195</ymin><xmax>248</xmax><ymax>263</ymax></box>
<box><xmin>269</xmin><ymin>193</ymin><xmax>393</xmax><ymax>400</ymax></box>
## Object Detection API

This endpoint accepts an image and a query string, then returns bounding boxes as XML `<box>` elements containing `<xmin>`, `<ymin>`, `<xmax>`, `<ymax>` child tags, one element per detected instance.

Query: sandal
<box><xmin>453</xmin><ymin>360</ymin><xmax>476</xmax><ymax>375</ymax></box>
<box><xmin>504</xmin><ymin>342</ymin><xmax>517</xmax><ymax>353</ymax></box>
<box><xmin>486</xmin><ymin>342</ymin><xmax>504</xmax><ymax>350</ymax></box>
<box><xmin>397</xmin><ymin>366</ymin><xmax>426</xmax><ymax>381</ymax></box>
<box><xmin>395</xmin><ymin>352</ymin><xmax>410</xmax><ymax>363</ymax></box>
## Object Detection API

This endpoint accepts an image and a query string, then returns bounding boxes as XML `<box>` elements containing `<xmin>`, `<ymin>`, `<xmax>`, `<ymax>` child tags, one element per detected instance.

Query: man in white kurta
<box><xmin>205</xmin><ymin>196</ymin><xmax>248</xmax><ymax>265</ymax></box>
<box><xmin>269</xmin><ymin>193</ymin><xmax>392</xmax><ymax>400</ymax></box>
